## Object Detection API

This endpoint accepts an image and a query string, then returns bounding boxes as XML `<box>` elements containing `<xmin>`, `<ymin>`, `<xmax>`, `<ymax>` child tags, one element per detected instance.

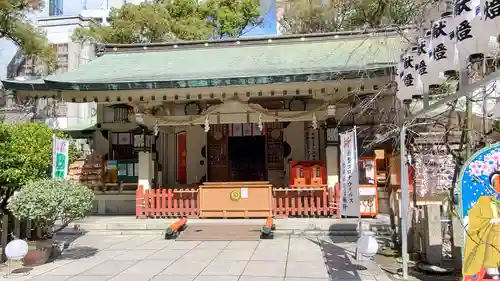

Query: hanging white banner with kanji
<box><xmin>52</xmin><ymin>136</ymin><xmax>69</xmax><ymax>180</ymax></box>
<box><xmin>339</xmin><ymin>128</ymin><xmax>361</xmax><ymax>217</ymax></box>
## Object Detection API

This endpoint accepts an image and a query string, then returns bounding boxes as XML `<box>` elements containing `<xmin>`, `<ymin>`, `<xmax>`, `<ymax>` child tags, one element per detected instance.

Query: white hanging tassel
<box><xmin>204</xmin><ymin>116</ymin><xmax>210</xmax><ymax>132</ymax></box>
<box><xmin>153</xmin><ymin>121</ymin><xmax>159</xmax><ymax>136</ymax></box>
<box><xmin>257</xmin><ymin>113</ymin><xmax>264</xmax><ymax>131</ymax></box>
<box><xmin>312</xmin><ymin>113</ymin><xmax>318</xmax><ymax>130</ymax></box>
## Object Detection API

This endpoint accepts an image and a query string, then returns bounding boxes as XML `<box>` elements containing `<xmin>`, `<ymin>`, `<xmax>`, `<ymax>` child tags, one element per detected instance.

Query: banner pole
<box><xmin>400</xmin><ymin>124</ymin><xmax>409</xmax><ymax>279</ymax></box>
<box><xmin>51</xmin><ymin>134</ymin><xmax>56</xmax><ymax>179</ymax></box>
<box><xmin>353</xmin><ymin>125</ymin><xmax>362</xmax><ymax>262</ymax></box>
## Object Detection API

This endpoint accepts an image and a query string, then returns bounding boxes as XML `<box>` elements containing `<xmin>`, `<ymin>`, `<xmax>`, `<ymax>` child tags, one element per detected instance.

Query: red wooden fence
<box><xmin>272</xmin><ymin>185</ymin><xmax>340</xmax><ymax>218</ymax></box>
<box><xmin>136</xmin><ymin>184</ymin><xmax>341</xmax><ymax>219</ymax></box>
<box><xmin>136</xmin><ymin>186</ymin><xmax>199</xmax><ymax>218</ymax></box>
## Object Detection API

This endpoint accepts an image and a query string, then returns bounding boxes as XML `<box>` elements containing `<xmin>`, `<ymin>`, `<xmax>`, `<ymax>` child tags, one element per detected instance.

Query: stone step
<box><xmin>60</xmin><ymin>215</ymin><xmax>390</xmax><ymax>237</ymax></box>
<box><xmin>58</xmin><ymin>229</ymin><xmax>375</xmax><ymax>237</ymax></box>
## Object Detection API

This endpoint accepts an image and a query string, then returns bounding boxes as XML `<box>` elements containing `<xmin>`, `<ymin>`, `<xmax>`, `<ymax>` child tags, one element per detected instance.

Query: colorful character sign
<box><xmin>459</xmin><ymin>143</ymin><xmax>500</xmax><ymax>281</ymax></box>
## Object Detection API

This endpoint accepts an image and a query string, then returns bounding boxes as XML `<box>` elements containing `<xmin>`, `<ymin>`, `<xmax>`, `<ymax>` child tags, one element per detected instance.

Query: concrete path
<box><xmin>0</xmin><ymin>234</ymin><xmax>392</xmax><ymax>281</ymax></box>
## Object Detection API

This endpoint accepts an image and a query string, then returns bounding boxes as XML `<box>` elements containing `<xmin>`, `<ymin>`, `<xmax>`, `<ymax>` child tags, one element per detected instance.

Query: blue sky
<box><xmin>242</xmin><ymin>0</ymin><xmax>277</xmax><ymax>37</ymax></box>
<box><xmin>0</xmin><ymin>0</ymin><xmax>278</xmax><ymax>80</ymax></box>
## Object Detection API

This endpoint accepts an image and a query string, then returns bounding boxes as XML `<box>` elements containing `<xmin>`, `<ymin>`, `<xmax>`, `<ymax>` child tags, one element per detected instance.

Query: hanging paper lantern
<box><xmin>397</xmin><ymin>46</ymin><xmax>420</xmax><ymax>102</ymax></box>
<box><xmin>452</xmin><ymin>0</ymin><xmax>486</xmax><ymax>68</ymax></box>
<box><xmin>415</xmin><ymin>30</ymin><xmax>433</xmax><ymax>94</ymax></box>
<box><xmin>428</xmin><ymin>12</ymin><xmax>457</xmax><ymax>86</ymax></box>
<box><xmin>480</xmin><ymin>0</ymin><xmax>500</xmax><ymax>56</ymax></box>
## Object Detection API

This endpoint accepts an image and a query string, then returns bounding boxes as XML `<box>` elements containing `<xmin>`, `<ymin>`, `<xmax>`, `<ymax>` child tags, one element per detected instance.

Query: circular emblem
<box><xmin>184</xmin><ymin>101</ymin><xmax>202</xmax><ymax>115</ymax></box>
<box><xmin>271</xmin><ymin>129</ymin><xmax>281</xmax><ymax>140</ymax></box>
<box><xmin>230</xmin><ymin>190</ymin><xmax>241</xmax><ymax>201</ymax></box>
<box><xmin>213</xmin><ymin>131</ymin><xmax>223</xmax><ymax>140</ymax></box>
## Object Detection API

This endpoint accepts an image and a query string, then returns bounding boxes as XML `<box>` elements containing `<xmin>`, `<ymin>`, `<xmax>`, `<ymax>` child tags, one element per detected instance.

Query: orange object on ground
<box><xmin>262</xmin><ymin>217</ymin><xmax>273</xmax><ymax>235</ymax></box>
<box><xmin>166</xmin><ymin>217</ymin><xmax>187</xmax><ymax>236</ymax></box>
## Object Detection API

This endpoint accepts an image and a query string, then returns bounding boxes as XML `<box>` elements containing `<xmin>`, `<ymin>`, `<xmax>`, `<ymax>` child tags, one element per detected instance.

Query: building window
<box><xmin>103</xmin><ymin>105</ymin><xmax>131</xmax><ymax>123</ymax></box>
<box><xmin>117</xmin><ymin>162</ymin><xmax>139</xmax><ymax>177</ymax></box>
<box><xmin>49</xmin><ymin>0</ymin><xmax>63</xmax><ymax>16</ymax></box>
<box><xmin>53</xmin><ymin>43</ymin><xmax>69</xmax><ymax>73</ymax></box>
<box><xmin>111</xmin><ymin>132</ymin><xmax>138</xmax><ymax>160</ymax></box>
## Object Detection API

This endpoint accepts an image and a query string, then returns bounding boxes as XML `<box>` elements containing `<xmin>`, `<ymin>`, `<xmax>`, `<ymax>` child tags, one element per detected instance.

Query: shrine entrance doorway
<box><xmin>206</xmin><ymin>123</ymin><xmax>284</xmax><ymax>184</ymax></box>
<box><xmin>228</xmin><ymin>136</ymin><xmax>267</xmax><ymax>181</ymax></box>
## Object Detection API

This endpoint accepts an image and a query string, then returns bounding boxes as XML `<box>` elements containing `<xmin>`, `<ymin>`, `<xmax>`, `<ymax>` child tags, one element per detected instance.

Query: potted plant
<box><xmin>8</xmin><ymin>179</ymin><xmax>94</xmax><ymax>265</ymax></box>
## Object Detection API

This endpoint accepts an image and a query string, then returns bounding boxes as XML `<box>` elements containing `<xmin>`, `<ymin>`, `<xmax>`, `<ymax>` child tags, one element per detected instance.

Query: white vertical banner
<box><xmin>52</xmin><ymin>135</ymin><xmax>70</xmax><ymax>180</ymax></box>
<box><xmin>339</xmin><ymin>128</ymin><xmax>361</xmax><ymax>217</ymax></box>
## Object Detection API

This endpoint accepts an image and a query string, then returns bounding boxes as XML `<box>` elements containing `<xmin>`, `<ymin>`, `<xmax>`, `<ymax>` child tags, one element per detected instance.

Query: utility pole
<box><xmin>482</xmin><ymin>85</ymin><xmax>488</xmax><ymax>144</ymax></box>
<box><xmin>462</xmin><ymin>69</ymin><xmax>472</xmax><ymax>160</ymax></box>
<box><xmin>399</xmin><ymin>123</ymin><xmax>409</xmax><ymax>280</ymax></box>
<box><xmin>449</xmin><ymin>68</ymin><xmax>470</xmax><ymax>268</ymax></box>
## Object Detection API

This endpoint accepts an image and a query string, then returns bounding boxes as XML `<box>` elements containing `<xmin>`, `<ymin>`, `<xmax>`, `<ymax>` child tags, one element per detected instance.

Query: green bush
<box><xmin>8</xmin><ymin>179</ymin><xmax>95</xmax><ymax>239</ymax></box>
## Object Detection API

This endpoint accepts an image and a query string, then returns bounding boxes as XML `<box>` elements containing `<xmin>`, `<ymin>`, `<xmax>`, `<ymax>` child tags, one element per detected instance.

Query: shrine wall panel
<box><xmin>283</xmin><ymin>121</ymin><xmax>306</xmax><ymax>186</ymax></box>
<box><xmin>186</xmin><ymin>125</ymin><xmax>206</xmax><ymax>184</ymax></box>
<box><xmin>283</xmin><ymin>121</ymin><xmax>306</xmax><ymax>161</ymax></box>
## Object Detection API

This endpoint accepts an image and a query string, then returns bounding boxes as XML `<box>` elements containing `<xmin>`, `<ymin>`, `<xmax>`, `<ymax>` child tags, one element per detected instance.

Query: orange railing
<box><xmin>136</xmin><ymin>186</ymin><xmax>199</xmax><ymax>218</ymax></box>
<box><xmin>136</xmin><ymin>184</ymin><xmax>341</xmax><ymax>219</ymax></box>
<box><xmin>272</xmin><ymin>185</ymin><xmax>340</xmax><ymax>218</ymax></box>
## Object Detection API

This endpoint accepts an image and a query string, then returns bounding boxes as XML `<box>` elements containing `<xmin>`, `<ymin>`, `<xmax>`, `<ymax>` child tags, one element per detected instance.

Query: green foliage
<box><xmin>201</xmin><ymin>0</ymin><xmax>261</xmax><ymax>39</ymax></box>
<box><xmin>0</xmin><ymin>122</ymin><xmax>79</xmax><ymax>215</ymax></box>
<box><xmin>0</xmin><ymin>122</ymin><xmax>78</xmax><ymax>187</ymax></box>
<box><xmin>72</xmin><ymin>0</ymin><xmax>261</xmax><ymax>44</ymax></box>
<box><xmin>0</xmin><ymin>0</ymin><xmax>56</xmax><ymax>70</ymax></box>
<box><xmin>279</xmin><ymin>0</ymin><xmax>424</xmax><ymax>34</ymax></box>
<box><xmin>8</xmin><ymin>179</ymin><xmax>95</xmax><ymax>238</ymax></box>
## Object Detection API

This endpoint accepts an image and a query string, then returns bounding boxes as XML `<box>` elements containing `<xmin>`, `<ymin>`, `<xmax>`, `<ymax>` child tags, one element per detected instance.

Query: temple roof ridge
<box><xmin>3</xmin><ymin>26</ymin><xmax>411</xmax><ymax>93</ymax></box>
<box><xmin>100</xmin><ymin>25</ymin><xmax>416</xmax><ymax>54</ymax></box>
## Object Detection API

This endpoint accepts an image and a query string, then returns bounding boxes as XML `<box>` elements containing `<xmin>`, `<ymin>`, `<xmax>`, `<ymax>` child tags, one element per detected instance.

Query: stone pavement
<box><xmin>0</xmin><ymin>234</ymin><xmax>392</xmax><ymax>281</ymax></box>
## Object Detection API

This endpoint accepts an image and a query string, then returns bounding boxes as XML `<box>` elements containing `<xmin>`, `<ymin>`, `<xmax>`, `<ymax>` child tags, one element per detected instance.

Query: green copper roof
<box><xmin>3</xmin><ymin>31</ymin><xmax>406</xmax><ymax>91</ymax></box>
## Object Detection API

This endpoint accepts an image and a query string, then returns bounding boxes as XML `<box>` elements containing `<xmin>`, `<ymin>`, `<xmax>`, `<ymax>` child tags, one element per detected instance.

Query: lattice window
<box><xmin>111</xmin><ymin>132</ymin><xmax>137</xmax><ymax>160</ymax></box>
<box><xmin>53</xmin><ymin>44</ymin><xmax>69</xmax><ymax>74</ymax></box>
<box><xmin>103</xmin><ymin>105</ymin><xmax>131</xmax><ymax>123</ymax></box>
<box><xmin>113</xmin><ymin>106</ymin><xmax>130</xmax><ymax>122</ymax></box>
<box><xmin>266</xmin><ymin>123</ymin><xmax>284</xmax><ymax>170</ymax></box>
<box><xmin>208</xmin><ymin>124</ymin><xmax>228</xmax><ymax>167</ymax></box>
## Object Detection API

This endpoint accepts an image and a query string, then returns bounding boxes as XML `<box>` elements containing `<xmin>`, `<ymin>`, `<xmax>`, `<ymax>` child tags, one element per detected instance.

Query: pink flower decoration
<box><xmin>489</xmin><ymin>162</ymin><xmax>499</xmax><ymax>171</ymax></box>
<box><xmin>492</xmin><ymin>152</ymin><xmax>500</xmax><ymax>162</ymax></box>
<box><xmin>471</xmin><ymin>162</ymin><xmax>478</xmax><ymax>169</ymax></box>
<box><xmin>482</xmin><ymin>163</ymin><xmax>490</xmax><ymax>171</ymax></box>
